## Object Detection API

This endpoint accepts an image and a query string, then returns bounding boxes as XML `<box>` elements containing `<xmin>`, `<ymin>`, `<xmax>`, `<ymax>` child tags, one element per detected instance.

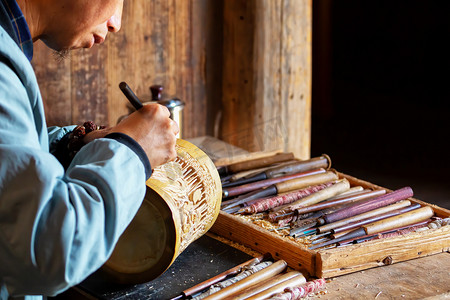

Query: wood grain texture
<box><xmin>281</xmin><ymin>0</ymin><xmax>312</xmax><ymax>160</ymax></box>
<box><xmin>318</xmin><ymin>253</ymin><xmax>450</xmax><ymax>300</ymax></box>
<box><xmin>32</xmin><ymin>41</ymin><xmax>72</xmax><ymax>125</ymax></box>
<box><xmin>220</xmin><ymin>0</ymin><xmax>311</xmax><ymax>159</ymax></box>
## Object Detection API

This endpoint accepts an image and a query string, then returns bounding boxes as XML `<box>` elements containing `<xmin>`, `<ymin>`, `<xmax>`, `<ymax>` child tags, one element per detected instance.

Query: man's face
<box><xmin>41</xmin><ymin>0</ymin><xmax>124</xmax><ymax>51</ymax></box>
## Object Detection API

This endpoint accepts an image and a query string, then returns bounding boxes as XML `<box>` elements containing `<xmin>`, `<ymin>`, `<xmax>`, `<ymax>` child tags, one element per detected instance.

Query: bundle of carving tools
<box><xmin>169</xmin><ymin>254</ymin><xmax>326</xmax><ymax>300</ymax></box>
<box><xmin>217</xmin><ymin>152</ymin><xmax>443</xmax><ymax>250</ymax></box>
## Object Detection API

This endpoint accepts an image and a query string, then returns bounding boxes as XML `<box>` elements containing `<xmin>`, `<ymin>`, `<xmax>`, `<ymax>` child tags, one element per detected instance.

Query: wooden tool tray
<box><xmin>210</xmin><ymin>171</ymin><xmax>450</xmax><ymax>278</ymax></box>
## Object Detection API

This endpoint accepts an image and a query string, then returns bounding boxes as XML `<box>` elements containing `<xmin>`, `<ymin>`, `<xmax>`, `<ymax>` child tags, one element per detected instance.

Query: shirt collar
<box><xmin>2</xmin><ymin>0</ymin><xmax>33</xmax><ymax>61</ymax></box>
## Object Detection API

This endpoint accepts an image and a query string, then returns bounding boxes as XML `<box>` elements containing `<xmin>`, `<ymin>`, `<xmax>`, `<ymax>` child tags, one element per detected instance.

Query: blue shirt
<box><xmin>0</xmin><ymin>1</ymin><xmax>152</xmax><ymax>299</ymax></box>
<box><xmin>1</xmin><ymin>0</ymin><xmax>33</xmax><ymax>61</ymax></box>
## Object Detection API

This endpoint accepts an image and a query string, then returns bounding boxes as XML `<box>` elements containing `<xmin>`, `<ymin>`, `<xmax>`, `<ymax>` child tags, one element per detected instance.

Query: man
<box><xmin>0</xmin><ymin>0</ymin><xmax>178</xmax><ymax>298</ymax></box>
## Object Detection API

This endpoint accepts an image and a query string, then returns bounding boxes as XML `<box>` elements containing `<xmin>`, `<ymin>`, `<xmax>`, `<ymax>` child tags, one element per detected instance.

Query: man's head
<box><xmin>19</xmin><ymin>0</ymin><xmax>123</xmax><ymax>52</ymax></box>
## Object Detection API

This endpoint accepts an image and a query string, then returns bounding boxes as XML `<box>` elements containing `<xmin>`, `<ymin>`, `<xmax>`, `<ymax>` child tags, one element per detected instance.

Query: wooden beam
<box><xmin>220</xmin><ymin>0</ymin><xmax>312</xmax><ymax>159</ymax></box>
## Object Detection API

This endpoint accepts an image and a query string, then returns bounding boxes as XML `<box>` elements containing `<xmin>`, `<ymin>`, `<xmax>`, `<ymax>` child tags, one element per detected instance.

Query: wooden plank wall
<box><xmin>32</xmin><ymin>0</ymin><xmax>311</xmax><ymax>159</ymax></box>
<box><xmin>220</xmin><ymin>0</ymin><xmax>312</xmax><ymax>159</ymax></box>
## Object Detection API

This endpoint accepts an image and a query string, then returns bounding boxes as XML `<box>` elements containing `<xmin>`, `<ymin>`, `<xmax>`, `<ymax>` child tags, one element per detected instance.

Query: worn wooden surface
<box><xmin>318</xmin><ymin>253</ymin><xmax>450</xmax><ymax>300</ymax></box>
<box><xmin>220</xmin><ymin>0</ymin><xmax>312</xmax><ymax>159</ymax></box>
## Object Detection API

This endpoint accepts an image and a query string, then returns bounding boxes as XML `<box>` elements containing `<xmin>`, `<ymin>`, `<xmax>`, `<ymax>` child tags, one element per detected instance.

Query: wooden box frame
<box><xmin>210</xmin><ymin>172</ymin><xmax>450</xmax><ymax>278</ymax></box>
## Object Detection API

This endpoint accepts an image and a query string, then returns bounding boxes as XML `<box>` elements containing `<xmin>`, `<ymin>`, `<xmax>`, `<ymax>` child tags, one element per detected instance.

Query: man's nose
<box><xmin>107</xmin><ymin>2</ymin><xmax>123</xmax><ymax>33</ymax></box>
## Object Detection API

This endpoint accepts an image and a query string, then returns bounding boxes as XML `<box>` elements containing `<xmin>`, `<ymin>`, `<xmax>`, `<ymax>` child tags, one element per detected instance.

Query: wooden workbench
<box><xmin>209</xmin><ymin>233</ymin><xmax>450</xmax><ymax>300</ymax></box>
<box><xmin>317</xmin><ymin>253</ymin><xmax>450</xmax><ymax>299</ymax></box>
<box><xmin>53</xmin><ymin>137</ymin><xmax>449</xmax><ymax>299</ymax></box>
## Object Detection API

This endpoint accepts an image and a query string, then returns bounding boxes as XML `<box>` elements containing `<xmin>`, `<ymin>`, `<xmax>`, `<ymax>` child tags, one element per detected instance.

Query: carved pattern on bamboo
<box><xmin>150</xmin><ymin>144</ymin><xmax>217</xmax><ymax>252</ymax></box>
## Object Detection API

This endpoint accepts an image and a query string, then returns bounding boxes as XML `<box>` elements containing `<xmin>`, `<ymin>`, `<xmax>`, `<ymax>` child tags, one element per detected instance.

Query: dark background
<box><xmin>311</xmin><ymin>1</ymin><xmax>450</xmax><ymax>208</ymax></box>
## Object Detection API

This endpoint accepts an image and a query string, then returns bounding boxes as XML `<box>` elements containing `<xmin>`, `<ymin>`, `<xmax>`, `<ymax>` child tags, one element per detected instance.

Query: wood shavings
<box><xmin>235</xmin><ymin>214</ymin><xmax>314</xmax><ymax>248</ymax></box>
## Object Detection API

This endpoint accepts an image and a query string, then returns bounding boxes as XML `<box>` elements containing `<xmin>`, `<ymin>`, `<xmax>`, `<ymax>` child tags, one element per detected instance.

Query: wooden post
<box><xmin>220</xmin><ymin>0</ymin><xmax>312</xmax><ymax>159</ymax></box>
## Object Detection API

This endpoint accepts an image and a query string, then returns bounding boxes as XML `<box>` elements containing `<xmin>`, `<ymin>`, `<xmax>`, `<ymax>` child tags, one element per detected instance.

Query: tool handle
<box><xmin>223</xmin><ymin>169</ymin><xmax>325</xmax><ymax>198</ymax></box>
<box><xmin>243</xmin><ymin>273</ymin><xmax>307</xmax><ymax>300</ymax></box>
<box><xmin>333</xmin><ymin>203</ymin><xmax>421</xmax><ymax>233</ymax></box>
<box><xmin>227</xmin><ymin>152</ymin><xmax>295</xmax><ymax>174</ymax></box>
<box><xmin>203</xmin><ymin>260</ymin><xmax>287</xmax><ymax>300</ymax></box>
<box><xmin>231</xmin><ymin>271</ymin><xmax>305</xmax><ymax>300</ymax></box>
<box><xmin>284</xmin><ymin>179</ymin><xmax>350</xmax><ymax>209</ymax></box>
<box><xmin>265</xmin><ymin>155</ymin><xmax>331</xmax><ymax>178</ymax></box>
<box><xmin>182</xmin><ymin>254</ymin><xmax>266</xmax><ymax>297</ymax></box>
<box><xmin>364</xmin><ymin>206</ymin><xmax>434</xmax><ymax>235</ymax></box>
<box><xmin>275</xmin><ymin>171</ymin><xmax>338</xmax><ymax>193</ymax></box>
<box><xmin>294</xmin><ymin>189</ymin><xmax>386</xmax><ymax>215</ymax></box>
<box><xmin>319</xmin><ymin>200</ymin><xmax>412</xmax><ymax>233</ymax></box>
<box><xmin>119</xmin><ymin>82</ymin><xmax>143</xmax><ymax>110</ymax></box>
<box><xmin>323</xmin><ymin>187</ymin><xmax>413</xmax><ymax>224</ymax></box>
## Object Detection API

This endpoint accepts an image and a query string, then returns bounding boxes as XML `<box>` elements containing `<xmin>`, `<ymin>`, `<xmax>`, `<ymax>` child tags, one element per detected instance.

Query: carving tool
<box><xmin>222</xmin><ymin>168</ymin><xmax>329</xmax><ymax>198</ymax></box>
<box><xmin>203</xmin><ymin>260</ymin><xmax>287</xmax><ymax>300</ymax></box>
<box><xmin>269</xmin><ymin>189</ymin><xmax>364</xmax><ymax>222</ymax></box>
<box><xmin>217</xmin><ymin>152</ymin><xmax>295</xmax><ymax>177</ymax></box>
<box><xmin>222</xmin><ymin>160</ymin><xmax>299</xmax><ymax>186</ymax></box>
<box><xmin>322</xmin><ymin>186</ymin><xmax>365</xmax><ymax>201</ymax></box>
<box><xmin>230</xmin><ymin>271</ymin><xmax>306</xmax><ymax>300</ymax></box>
<box><xmin>292</xmin><ymin>189</ymin><xmax>386</xmax><ymax>214</ymax></box>
<box><xmin>221</xmin><ymin>171</ymin><xmax>337</xmax><ymax>212</ymax></box>
<box><xmin>268</xmin><ymin>178</ymin><xmax>350</xmax><ymax>220</ymax></box>
<box><xmin>169</xmin><ymin>254</ymin><xmax>268</xmax><ymax>300</ymax></box>
<box><xmin>239</xmin><ymin>272</ymin><xmax>307</xmax><ymax>300</ymax></box>
<box><xmin>237</xmin><ymin>181</ymin><xmax>335</xmax><ymax>214</ymax></box>
<box><xmin>309</xmin><ymin>202</ymin><xmax>420</xmax><ymax>242</ymax></box>
<box><xmin>317</xmin><ymin>200</ymin><xmax>412</xmax><ymax>233</ymax></box>
<box><xmin>289</xmin><ymin>187</ymin><xmax>413</xmax><ymax>234</ymax></box>
<box><xmin>310</xmin><ymin>206</ymin><xmax>434</xmax><ymax>250</ymax></box>
<box><xmin>336</xmin><ymin>219</ymin><xmax>430</xmax><ymax>246</ymax></box>
<box><xmin>223</xmin><ymin>155</ymin><xmax>331</xmax><ymax>188</ymax></box>
<box><xmin>119</xmin><ymin>82</ymin><xmax>143</xmax><ymax>110</ymax></box>
<box><xmin>331</xmin><ymin>202</ymin><xmax>421</xmax><ymax>234</ymax></box>
<box><xmin>310</xmin><ymin>237</ymin><xmax>330</xmax><ymax>245</ymax></box>
<box><xmin>267</xmin><ymin>279</ymin><xmax>326</xmax><ymax>300</ymax></box>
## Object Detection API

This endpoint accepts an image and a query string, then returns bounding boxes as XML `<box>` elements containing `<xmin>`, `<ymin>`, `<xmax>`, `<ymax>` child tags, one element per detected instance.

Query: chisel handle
<box><xmin>231</xmin><ymin>271</ymin><xmax>305</xmax><ymax>300</ymax></box>
<box><xmin>332</xmin><ymin>203</ymin><xmax>421</xmax><ymax>234</ymax></box>
<box><xmin>285</xmin><ymin>179</ymin><xmax>350</xmax><ymax>209</ymax></box>
<box><xmin>318</xmin><ymin>200</ymin><xmax>411</xmax><ymax>233</ymax></box>
<box><xmin>227</xmin><ymin>153</ymin><xmax>295</xmax><ymax>174</ymax></box>
<box><xmin>265</xmin><ymin>155</ymin><xmax>331</xmax><ymax>178</ymax></box>
<box><xmin>181</xmin><ymin>254</ymin><xmax>267</xmax><ymax>298</ymax></box>
<box><xmin>323</xmin><ymin>187</ymin><xmax>413</xmax><ymax>224</ymax></box>
<box><xmin>364</xmin><ymin>206</ymin><xmax>434</xmax><ymax>235</ymax></box>
<box><xmin>223</xmin><ymin>169</ymin><xmax>326</xmax><ymax>198</ymax></box>
<box><xmin>294</xmin><ymin>189</ymin><xmax>386</xmax><ymax>215</ymax></box>
<box><xmin>244</xmin><ymin>273</ymin><xmax>307</xmax><ymax>300</ymax></box>
<box><xmin>275</xmin><ymin>171</ymin><xmax>338</xmax><ymax>193</ymax></box>
<box><xmin>203</xmin><ymin>260</ymin><xmax>287</xmax><ymax>300</ymax></box>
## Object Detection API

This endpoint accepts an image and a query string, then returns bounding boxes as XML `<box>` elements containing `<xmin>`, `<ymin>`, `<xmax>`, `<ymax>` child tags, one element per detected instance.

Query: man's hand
<box><xmin>108</xmin><ymin>103</ymin><xmax>179</xmax><ymax>168</ymax></box>
<box><xmin>83</xmin><ymin>127</ymin><xmax>112</xmax><ymax>143</ymax></box>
